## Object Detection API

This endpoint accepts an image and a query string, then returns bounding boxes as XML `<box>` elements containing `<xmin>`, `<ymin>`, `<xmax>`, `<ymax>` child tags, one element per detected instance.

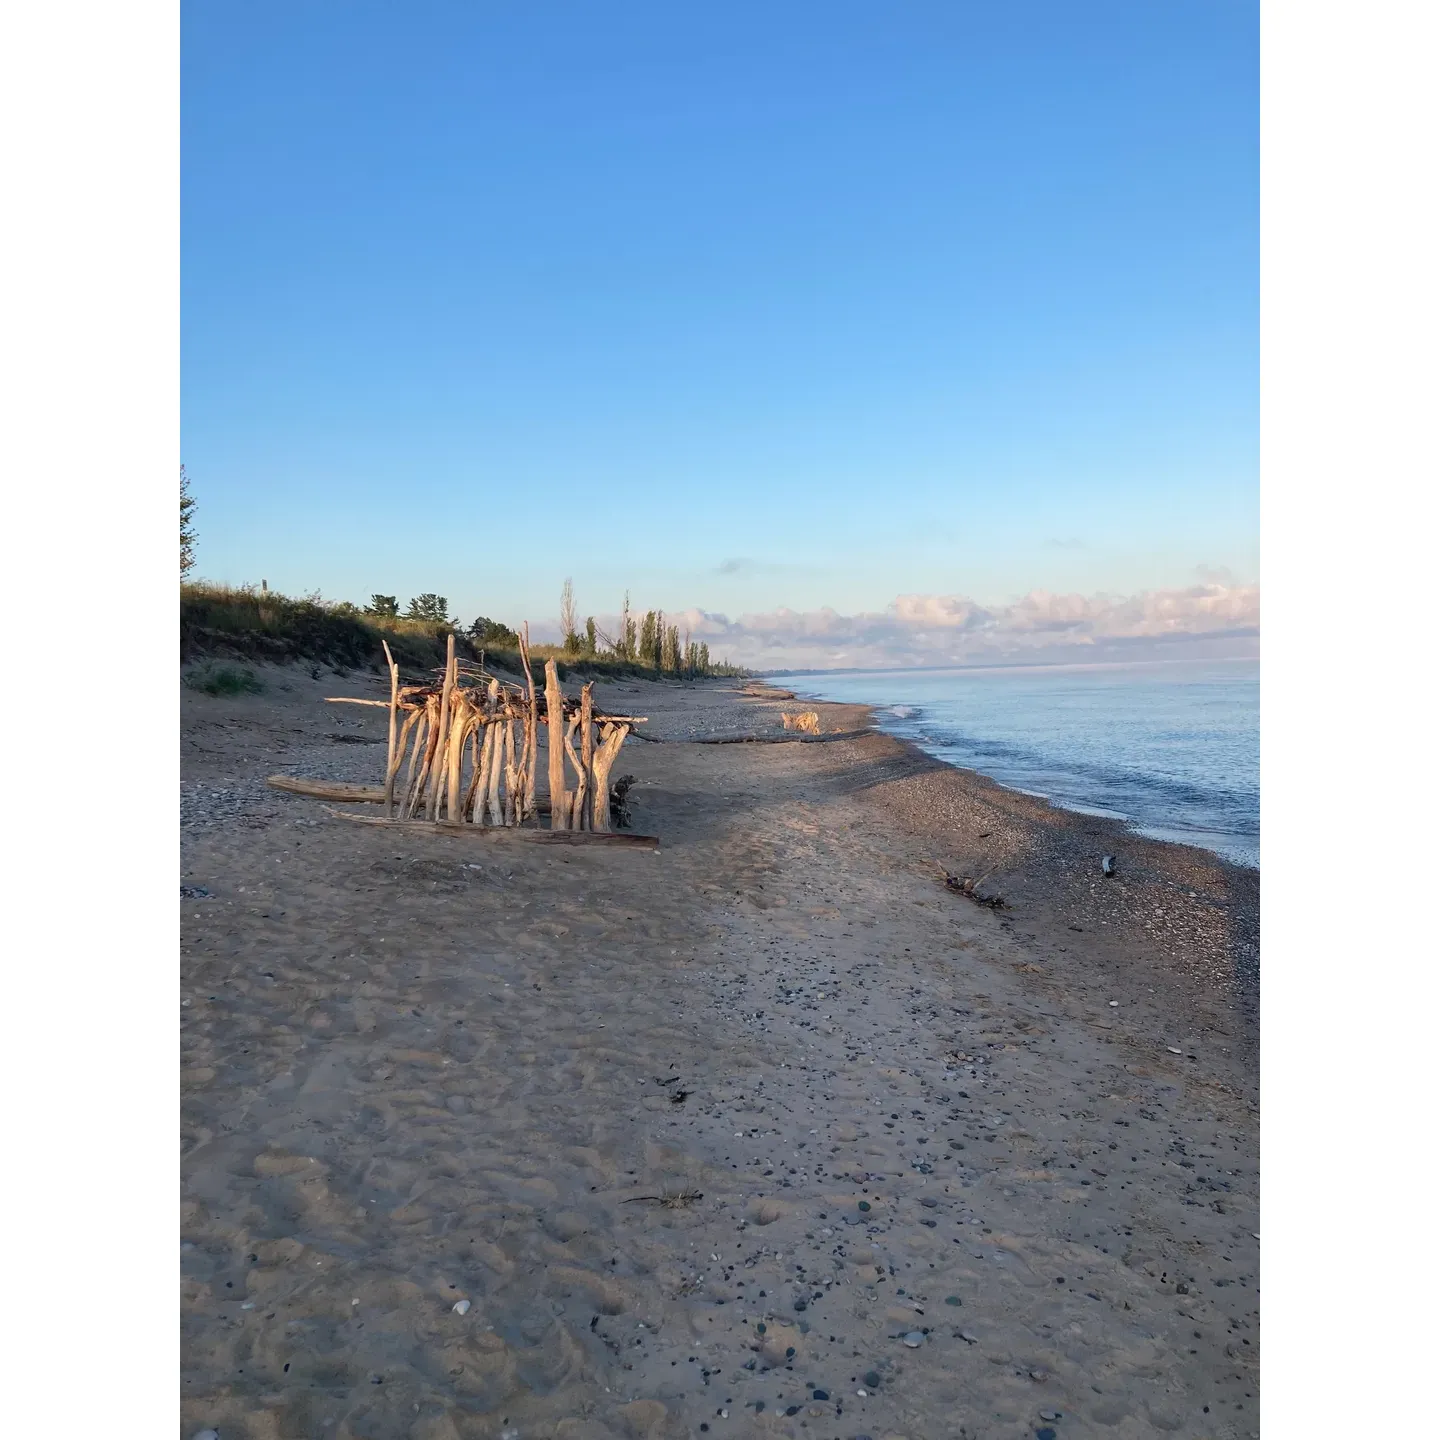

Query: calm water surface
<box><xmin>784</xmin><ymin>659</ymin><xmax>1259</xmax><ymax>869</ymax></box>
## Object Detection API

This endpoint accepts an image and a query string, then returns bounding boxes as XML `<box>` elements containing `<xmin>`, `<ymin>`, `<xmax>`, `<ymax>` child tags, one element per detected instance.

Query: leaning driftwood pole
<box><xmin>577</xmin><ymin>681</ymin><xmax>595</xmax><ymax>830</ymax></box>
<box><xmin>544</xmin><ymin>659</ymin><xmax>568</xmax><ymax>830</ymax></box>
<box><xmin>503</xmin><ymin>705</ymin><xmax>519</xmax><ymax>826</ymax></box>
<box><xmin>484</xmin><ymin>679</ymin><xmax>504</xmax><ymax>825</ymax></box>
<box><xmin>562</xmin><ymin>710</ymin><xmax>586</xmax><ymax>830</ymax></box>
<box><xmin>590</xmin><ymin>720</ymin><xmax>630</xmax><ymax>832</ymax></box>
<box><xmin>519</xmin><ymin>623</ymin><xmax>539</xmax><ymax>821</ymax></box>
<box><xmin>463</xmin><ymin>722</ymin><xmax>485</xmax><ymax>822</ymax></box>
<box><xmin>408</xmin><ymin>694</ymin><xmax>442</xmax><ymax>820</ymax></box>
<box><xmin>381</xmin><ymin>640</ymin><xmax>400</xmax><ymax>817</ymax></box>
<box><xmin>428</xmin><ymin>637</ymin><xmax>457</xmax><ymax>821</ymax></box>
<box><xmin>444</xmin><ymin>690</ymin><xmax>470</xmax><ymax>822</ymax></box>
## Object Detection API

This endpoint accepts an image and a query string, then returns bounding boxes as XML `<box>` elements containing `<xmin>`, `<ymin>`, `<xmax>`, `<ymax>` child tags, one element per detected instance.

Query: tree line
<box><xmin>181</xmin><ymin>469</ymin><xmax>739</xmax><ymax>676</ymax></box>
<box><xmin>359</xmin><ymin>582</ymin><xmax>738</xmax><ymax>675</ymax></box>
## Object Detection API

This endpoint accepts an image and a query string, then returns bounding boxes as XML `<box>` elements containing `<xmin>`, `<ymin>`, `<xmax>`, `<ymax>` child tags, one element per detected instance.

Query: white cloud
<box><xmin>659</xmin><ymin>583</ymin><xmax>1259</xmax><ymax>670</ymax></box>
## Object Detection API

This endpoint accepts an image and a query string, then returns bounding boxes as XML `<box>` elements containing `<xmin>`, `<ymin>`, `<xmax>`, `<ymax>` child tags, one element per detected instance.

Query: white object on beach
<box><xmin>193</xmin><ymin>1432</ymin><xmax>221</xmax><ymax>1440</ymax></box>
<box><xmin>1167</xmin><ymin>1046</ymin><xmax>1183</xmax><ymax>1054</ymax></box>
<box><xmin>902</xmin><ymin>1331</ymin><xmax>925</xmax><ymax>1347</ymax></box>
<box><xmin>1108</xmin><ymin>1001</ymin><xmax>1119</xmax><ymax>1007</ymax></box>
<box><xmin>453</xmin><ymin>1299</ymin><xmax>471</xmax><ymax>1315</ymax></box>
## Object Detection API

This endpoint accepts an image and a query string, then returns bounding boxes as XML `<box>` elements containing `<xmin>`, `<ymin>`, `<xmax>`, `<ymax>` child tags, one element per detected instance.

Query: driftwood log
<box><xmin>267</xmin><ymin>775</ymin><xmax>592</xmax><ymax>818</ymax></box>
<box><xmin>267</xmin><ymin>776</ymin><xmax>387</xmax><ymax>802</ymax></box>
<box><xmin>675</xmin><ymin>728</ymin><xmax>873</xmax><ymax>746</ymax></box>
<box><xmin>780</xmin><ymin>710</ymin><xmax>821</xmax><ymax>734</ymax></box>
<box><xmin>936</xmin><ymin>863</ymin><xmax>1006</xmax><ymax>909</ymax></box>
<box><xmin>323</xmin><ymin>807</ymin><xmax>658</xmax><ymax>848</ymax></box>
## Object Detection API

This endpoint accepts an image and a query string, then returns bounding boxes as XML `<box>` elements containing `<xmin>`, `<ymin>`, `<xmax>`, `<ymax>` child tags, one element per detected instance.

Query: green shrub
<box><xmin>184</xmin><ymin>661</ymin><xmax>264</xmax><ymax>696</ymax></box>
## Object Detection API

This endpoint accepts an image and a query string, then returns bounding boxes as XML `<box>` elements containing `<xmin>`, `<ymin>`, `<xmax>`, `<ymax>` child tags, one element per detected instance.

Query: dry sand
<box><xmin>181</xmin><ymin>664</ymin><xmax>1258</xmax><ymax>1440</ymax></box>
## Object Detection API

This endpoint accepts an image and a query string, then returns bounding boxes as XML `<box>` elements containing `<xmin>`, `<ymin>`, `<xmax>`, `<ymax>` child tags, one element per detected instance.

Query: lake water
<box><xmin>784</xmin><ymin>659</ymin><xmax>1259</xmax><ymax>869</ymax></box>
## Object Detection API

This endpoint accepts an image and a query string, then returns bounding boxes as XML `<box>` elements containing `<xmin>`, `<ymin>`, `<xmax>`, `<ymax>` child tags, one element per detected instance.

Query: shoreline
<box><xmin>778</xmin><ymin>672</ymin><xmax>1260</xmax><ymax>876</ymax></box>
<box><xmin>182</xmin><ymin>663</ymin><xmax>1258</xmax><ymax>1438</ymax></box>
<box><xmin>740</xmin><ymin>678</ymin><xmax>1259</xmax><ymax>1035</ymax></box>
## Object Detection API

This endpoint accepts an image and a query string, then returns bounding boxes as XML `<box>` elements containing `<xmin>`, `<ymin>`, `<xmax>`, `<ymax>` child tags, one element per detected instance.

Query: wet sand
<box><xmin>181</xmin><ymin>665</ymin><xmax>1258</xmax><ymax>1440</ymax></box>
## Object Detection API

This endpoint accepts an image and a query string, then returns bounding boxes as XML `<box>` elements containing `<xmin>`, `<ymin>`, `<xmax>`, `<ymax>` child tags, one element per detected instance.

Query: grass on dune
<box><xmin>181</xmin><ymin>583</ymin><xmax>739</xmax><ymax>683</ymax></box>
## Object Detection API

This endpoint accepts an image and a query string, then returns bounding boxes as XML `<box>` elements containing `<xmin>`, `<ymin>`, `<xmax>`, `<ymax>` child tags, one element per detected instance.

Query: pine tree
<box><xmin>405</xmin><ymin>594</ymin><xmax>449</xmax><ymax>622</ymax></box>
<box><xmin>584</xmin><ymin>616</ymin><xmax>597</xmax><ymax>654</ymax></box>
<box><xmin>638</xmin><ymin>610</ymin><xmax>658</xmax><ymax>667</ymax></box>
<box><xmin>368</xmin><ymin>595</ymin><xmax>400</xmax><ymax>618</ymax></box>
<box><xmin>180</xmin><ymin>465</ymin><xmax>197</xmax><ymax>578</ymax></box>
<box><xmin>699</xmin><ymin>642</ymin><xmax>710</xmax><ymax>673</ymax></box>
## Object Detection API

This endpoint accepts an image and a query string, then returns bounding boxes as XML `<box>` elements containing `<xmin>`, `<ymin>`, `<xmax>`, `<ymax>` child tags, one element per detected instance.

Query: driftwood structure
<box><xmin>271</xmin><ymin>629</ymin><xmax>651</xmax><ymax>840</ymax></box>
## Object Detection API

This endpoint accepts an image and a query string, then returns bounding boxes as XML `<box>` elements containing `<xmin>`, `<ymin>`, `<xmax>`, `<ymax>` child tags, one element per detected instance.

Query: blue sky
<box><xmin>182</xmin><ymin>0</ymin><xmax>1258</xmax><ymax>647</ymax></box>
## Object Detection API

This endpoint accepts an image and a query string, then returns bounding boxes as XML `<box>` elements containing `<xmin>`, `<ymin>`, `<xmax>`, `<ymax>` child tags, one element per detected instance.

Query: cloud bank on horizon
<box><xmin>588</xmin><ymin>581</ymin><xmax>1259</xmax><ymax>671</ymax></box>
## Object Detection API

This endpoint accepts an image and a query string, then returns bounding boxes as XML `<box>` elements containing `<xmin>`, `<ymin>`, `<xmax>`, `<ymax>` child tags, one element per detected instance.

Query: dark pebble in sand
<box><xmin>863</xmin><ymin>1370</ymin><xmax>881</xmax><ymax>1388</ymax></box>
<box><xmin>794</xmin><ymin>1299</ymin><xmax>808</xmax><ymax>1312</ymax></box>
<box><xmin>858</xmin><ymin>1201</ymin><xmax>871</xmax><ymax>1212</ymax></box>
<box><xmin>920</xmin><ymin>1197</ymin><xmax>939</xmax><ymax>1208</ymax></box>
<box><xmin>1038</xmin><ymin>1430</ymin><xmax>1058</xmax><ymax>1440</ymax></box>
<box><xmin>813</xmin><ymin>1389</ymin><xmax>829</xmax><ymax>1400</ymax></box>
<box><xmin>944</xmin><ymin>1296</ymin><xmax>963</xmax><ymax>1306</ymax></box>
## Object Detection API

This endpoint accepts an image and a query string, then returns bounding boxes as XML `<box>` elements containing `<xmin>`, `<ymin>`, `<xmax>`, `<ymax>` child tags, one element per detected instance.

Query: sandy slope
<box><xmin>181</xmin><ymin>666</ymin><xmax>1257</xmax><ymax>1440</ymax></box>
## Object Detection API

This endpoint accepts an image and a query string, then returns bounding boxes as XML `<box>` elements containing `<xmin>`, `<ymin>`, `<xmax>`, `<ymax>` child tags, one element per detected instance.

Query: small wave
<box><xmin>889</xmin><ymin>705</ymin><xmax>921</xmax><ymax>719</ymax></box>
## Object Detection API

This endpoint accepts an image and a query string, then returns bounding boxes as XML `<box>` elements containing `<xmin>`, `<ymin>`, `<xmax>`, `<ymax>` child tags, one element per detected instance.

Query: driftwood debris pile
<box><xmin>273</xmin><ymin>629</ymin><xmax>652</xmax><ymax>842</ymax></box>
<box><xmin>936</xmin><ymin>863</ymin><xmax>1007</xmax><ymax>909</ymax></box>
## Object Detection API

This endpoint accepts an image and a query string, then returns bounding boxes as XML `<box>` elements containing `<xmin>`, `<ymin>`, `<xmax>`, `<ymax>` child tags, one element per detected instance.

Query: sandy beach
<box><xmin>181</xmin><ymin>665</ymin><xmax>1258</xmax><ymax>1440</ymax></box>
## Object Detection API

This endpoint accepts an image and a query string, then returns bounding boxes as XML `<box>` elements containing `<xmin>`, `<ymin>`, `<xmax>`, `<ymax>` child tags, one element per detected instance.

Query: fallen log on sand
<box><xmin>267</xmin><ymin>775</ymin><xmax>387</xmax><ymax>802</ymax></box>
<box><xmin>654</xmin><ymin>728</ymin><xmax>875</xmax><ymax>746</ymax></box>
<box><xmin>322</xmin><ymin>806</ymin><xmax>658</xmax><ymax>849</ymax></box>
<box><xmin>267</xmin><ymin>774</ymin><xmax>597</xmax><ymax>822</ymax></box>
<box><xmin>693</xmin><ymin>730</ymin><xmax>869</xmax><ymax>745</ymax></box>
